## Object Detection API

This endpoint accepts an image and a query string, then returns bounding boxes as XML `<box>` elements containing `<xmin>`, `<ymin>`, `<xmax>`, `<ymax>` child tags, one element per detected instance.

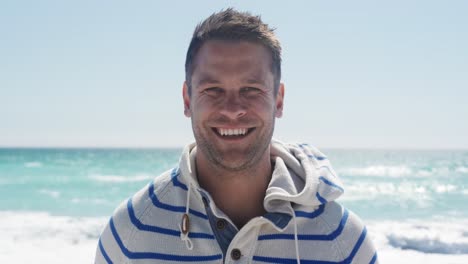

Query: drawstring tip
<box><xmin>181</xmin><ymin>182</ymin><xmax>194</xmax><ymax>250</ymax></box>
<box><xmin>181</xmin><ymin>213</ymin><xmax>190</xmax><ymax>234</ymax></box>
<box><xmin>180</xmin><ymin>213</ymin><xmax>193</xmax><ymax>250</ymax></box>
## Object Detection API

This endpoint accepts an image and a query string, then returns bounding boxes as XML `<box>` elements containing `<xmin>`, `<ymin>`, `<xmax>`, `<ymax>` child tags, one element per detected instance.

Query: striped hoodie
<box><xmin>95</xmin><ymin>140</ymin><xmax>378</xmax><ymax>263</ymax></box>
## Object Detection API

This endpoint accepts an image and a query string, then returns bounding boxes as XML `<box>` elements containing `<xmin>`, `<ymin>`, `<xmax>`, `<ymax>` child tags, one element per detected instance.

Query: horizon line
<box><xmin>1</xmin><ymin>145</ymin><xmax>467</xmax><ymax>151</ymax></box>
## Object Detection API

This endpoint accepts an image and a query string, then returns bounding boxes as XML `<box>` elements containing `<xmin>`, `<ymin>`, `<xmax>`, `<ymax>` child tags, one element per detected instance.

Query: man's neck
<box><xmin>195</xmin><ymin>150</ymin><xmax>272</xmax><ymax>229</ymax></box>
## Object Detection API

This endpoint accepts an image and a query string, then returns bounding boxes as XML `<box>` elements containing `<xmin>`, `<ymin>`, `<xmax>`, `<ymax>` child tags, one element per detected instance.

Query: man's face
<box><xmin>183</xmin><ymin>40</ymin><xmax>284</xmax><ymax>171</ymax></box>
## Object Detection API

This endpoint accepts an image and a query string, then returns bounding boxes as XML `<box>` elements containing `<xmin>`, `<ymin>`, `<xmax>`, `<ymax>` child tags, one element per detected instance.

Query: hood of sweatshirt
<box><xmin>179</xmin><ymin>139</ymin><xmax>344</xmax><ymax>216</ymax></box>
<box><xmin>265</xmin><ymin>139</ymin><xmax>344</xmax><ymax>215</ymax></box>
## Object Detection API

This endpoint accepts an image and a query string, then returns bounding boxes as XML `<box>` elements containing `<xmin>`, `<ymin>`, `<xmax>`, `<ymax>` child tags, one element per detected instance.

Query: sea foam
<box><xmin>1</xmin><ymin>211</ymin><xmax>468</xmax><ymax>264</ymax></box>
<box><xmin>38</xmin><ymin>189</ymin><xmax>61</xmax><ymax>198</ymax></box>
<box><xmin>338</xmin><ymin>165</ymin><xmax>466</xmax><ymax>178</ymax></box>
<box><xmin>24</xmin><ymin>161</ymin><xmax>43</xmax><ymax>168</ymax></box>
<box><xmin>369</xmin><ymin>219</ymin><xmax>468</xmax><ymax>255</ymax></box>
<box><xmin>88</xmin><ymin>173</ymin><xmax>154</xmax><ymax>183</ymax></box>
<box><xmin>0</xmin><ymin>211</ymin><xmax>106</xmax><ymax>264</ymax></box>
<box><xmin>341</xmin><ymin>165</ymin><xmax>412</xmax><ymax>177</ymax></box>
<box><xmin>456</xmin><ymin>166</ymin><xmax>468</xmax><ymax>174</ymax></box>
<box><xmin>341</xmin><ymin>182</ymin><xmax>468</xmax><ymax>204</ymax></box>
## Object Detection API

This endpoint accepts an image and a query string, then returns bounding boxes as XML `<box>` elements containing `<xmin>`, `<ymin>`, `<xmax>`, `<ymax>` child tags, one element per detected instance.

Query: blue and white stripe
<box><xmin>96</xmin><ymin>141</ymin><xmax>379</xmax><ymax>264</ymax></box>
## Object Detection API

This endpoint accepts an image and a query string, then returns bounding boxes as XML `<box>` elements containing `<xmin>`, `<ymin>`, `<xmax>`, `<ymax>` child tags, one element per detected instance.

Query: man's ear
<box><xmin>275</xmin><ymin>83</ymin><xmax>285</xmax><ymax>118</ymax></box>
<box><xmin>182</xmin><ymin>81</ymin><xmax>191</xmax><ymax>117</ymax></box>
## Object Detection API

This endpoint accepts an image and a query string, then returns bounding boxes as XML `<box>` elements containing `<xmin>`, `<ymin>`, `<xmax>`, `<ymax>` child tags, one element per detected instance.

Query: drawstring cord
<box><xmin>180</xmin><ymin>183</ymin><xmax>193</xmax><ymax>250</ymax></box>
<box><xmin>292</xmin><ymin>211</ymin><xmax>301</xmax><ymax>264</ymax></box>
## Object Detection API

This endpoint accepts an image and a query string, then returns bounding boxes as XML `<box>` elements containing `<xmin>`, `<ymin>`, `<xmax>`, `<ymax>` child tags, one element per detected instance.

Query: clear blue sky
<box><xmin>1</xmin><ymin>0</ymin><xmax>467</xmax><ymax>148</ymax></box>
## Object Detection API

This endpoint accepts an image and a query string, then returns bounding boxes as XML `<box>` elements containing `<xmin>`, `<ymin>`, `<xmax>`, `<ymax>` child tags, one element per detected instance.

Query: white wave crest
<box><xmin>341</xmin><ymin>165</ymin><xmax>412</xmax><ymax>177</ymax></box>
<box><xmin>88</xmin><ymin>174</ymin><xmax>154</xmax><ymax>183</ymax></box>
<box><xmin>456</xmin><ymin>167</ymin><xmax>468</xmax><ymax>174</ymax></box>
<box><xmin>24</xmin><ymin>162</ymin><xmax>42</xmax><ymax>168</ymax></box>
<box><xmin>0</xmin><ymin>211</ymin><xmax>106</xmax><ymax>264</ymax></box>
<box><xmin>71</xmin><ymin>198</ymin><xmax>108</xmax><ymax>205</ymax></box>
<box><xmin>342</xmin><ymin>182</ymin><xmax>466</xmax><ymax>203</ymax></box>
<box><xmin>434</xmin><ymin>184</ymin><xmax>457</xmax><ymax>193</ymax></box>
<box><xmin>368</xmin><ymin>219</ymin><xmax>468</xmax><ymax>255</ymax></box>
<box><xmin>388</xmin><ymin>234</ymin><xmax>468</xmax><ymax>254</ymax></box>
<box><xmin>340</xmin><ymin>165</ymin><xmax>468</xmax><ymax>178</ymax></box>
<box><xmin>38</xmin><ymin>189</ymin><xmax>60</xmax><ymax>198</ymax></box>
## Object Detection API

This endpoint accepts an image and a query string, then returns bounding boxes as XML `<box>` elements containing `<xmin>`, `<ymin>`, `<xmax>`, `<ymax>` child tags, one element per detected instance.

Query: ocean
<box><xmin>1</xmin><ymin>148</ymin><xmax>467</xmax><ymax>263</ymax></box>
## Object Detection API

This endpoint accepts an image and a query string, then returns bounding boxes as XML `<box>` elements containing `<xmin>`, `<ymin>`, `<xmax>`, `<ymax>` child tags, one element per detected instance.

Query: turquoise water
<box><xmin>0</xmin><ymin>148</ymin><xmax>180</xmax><ymax>216</ymax></box>
<box><xmin>1</xmin><ymin>148</ymin><xmax>467</xmax><ymax>220</ymax></box>
<box><xmin>327</xmin><ymin>149</ymin><xmax>468</xmax><ymax>220</ymax></box>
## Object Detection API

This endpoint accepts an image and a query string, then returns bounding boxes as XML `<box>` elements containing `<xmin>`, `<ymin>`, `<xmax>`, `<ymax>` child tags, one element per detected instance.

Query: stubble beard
<box><xmin>193</xmin><ymin>118</ymin><xmax>275</xmax><ymax>173</ymax></box>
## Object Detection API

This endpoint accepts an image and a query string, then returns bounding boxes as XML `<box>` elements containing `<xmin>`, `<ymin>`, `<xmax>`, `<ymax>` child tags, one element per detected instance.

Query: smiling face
<box><xmin>183</xmin><ymin>40</ymin><xmax>284</xmax><ymax>172</ymax></box>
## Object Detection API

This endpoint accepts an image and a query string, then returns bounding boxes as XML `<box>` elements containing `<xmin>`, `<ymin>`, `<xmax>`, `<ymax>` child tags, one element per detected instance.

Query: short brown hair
<box><xmin>185</xmin><ymin>8</ymin><xmax>282</xmax><ymax>95</ymax></box>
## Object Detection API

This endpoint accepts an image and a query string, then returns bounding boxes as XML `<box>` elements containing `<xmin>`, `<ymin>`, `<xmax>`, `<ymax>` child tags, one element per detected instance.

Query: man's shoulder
<box><xmin>95</xmin><ymin>168</ymin><xmax>190</xmax><ymax>263</ymax></box>
<box><xmin>315</xmin><ymin>201</ymin><xmax>367</xmax><ymax>233</ymax></box>
<box><xmin>295</xmin><ymin>201</ymin><xmax>356</xmax><ymax>232</ymax></box>
<box><xmin>111</xmin><ymin>167</ymin><xmax>181</xmax><ymax>219</ymax></box>
<box><xmin>301</xmin><ymin>201</ymin><xmax>377</xmax><ymax>263</ymax></box>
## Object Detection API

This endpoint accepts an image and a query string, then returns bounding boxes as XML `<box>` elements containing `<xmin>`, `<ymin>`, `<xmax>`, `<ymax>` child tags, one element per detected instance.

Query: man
<box><xmin>95</xmin><ymin>8</ymin><xmax>378</xmax><ymax>264</ymax></box>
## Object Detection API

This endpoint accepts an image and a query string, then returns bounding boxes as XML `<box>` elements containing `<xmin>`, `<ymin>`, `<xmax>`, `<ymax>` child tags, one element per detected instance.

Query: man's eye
<box><xmin>241</xmin><ymin>87</ymin><xmax>261</xmax><ymax>94</ymax></box>
<box><xmin>203</xmin><ymin>87</ymin><xmax>223</xmax><ymax>96</ymax></box>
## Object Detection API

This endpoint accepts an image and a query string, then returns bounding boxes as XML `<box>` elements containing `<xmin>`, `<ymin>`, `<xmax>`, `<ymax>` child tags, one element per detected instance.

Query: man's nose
<box><xmin>219</xmin><ymin>94</ymin><xmax>247</xmax><ymax>120</ymax></box>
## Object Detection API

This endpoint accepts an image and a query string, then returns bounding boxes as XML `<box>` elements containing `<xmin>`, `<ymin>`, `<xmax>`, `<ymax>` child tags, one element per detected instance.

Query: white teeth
<box><xmin>217</xmin><ymin>128</ymin><xmax>248</xmax><ymax>136</ymax></box>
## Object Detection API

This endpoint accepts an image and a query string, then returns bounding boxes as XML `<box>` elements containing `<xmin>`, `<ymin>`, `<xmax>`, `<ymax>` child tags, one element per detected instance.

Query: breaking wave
<box><xmin>88</xmin><ymin>174</ymin><xmax>154</xmax><ymax>183</ymax></box>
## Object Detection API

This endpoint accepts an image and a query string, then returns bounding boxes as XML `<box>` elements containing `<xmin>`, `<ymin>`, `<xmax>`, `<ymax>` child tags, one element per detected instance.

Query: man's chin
<box><xmin>211</xmin><ymin>152</ymin><xmax>254</xmax><ymax>171</ymax></box>
<box><xmin>215</xmin><ymin>160</ymin><xmax>253</xmax><ymax>172</ymax></box>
